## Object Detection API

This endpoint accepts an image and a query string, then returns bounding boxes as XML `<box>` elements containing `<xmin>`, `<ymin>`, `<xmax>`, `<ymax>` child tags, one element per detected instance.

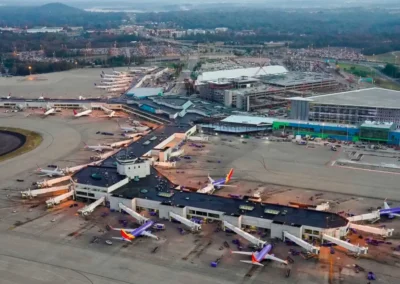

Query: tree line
<box><xmin>0</xmin><ymin>55</ymin><xmax>145</xmax><ymax>76</ymax></box>
<box><xmin>137</xmin><ymin>8</ymin><xmax>400</xmax><ymax>55</ymax></box>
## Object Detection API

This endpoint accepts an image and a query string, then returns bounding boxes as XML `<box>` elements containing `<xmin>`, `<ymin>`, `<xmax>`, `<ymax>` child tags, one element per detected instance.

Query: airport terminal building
<box><xmin>71</xmin><ymin>121</ymin><xmax>349</xmax><ymax>242</ymax></box>
<box><xmin>290</xmin><ymin>88</ymin><xmax>400</xmax><ymax>126</ymax></box>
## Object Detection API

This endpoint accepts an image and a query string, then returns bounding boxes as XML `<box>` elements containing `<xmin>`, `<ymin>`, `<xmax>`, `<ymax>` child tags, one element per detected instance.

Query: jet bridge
<box><xmin>349</xmin><ymin>223</ymin><xmax>394</xmax><ymax>237</ymax></box>
<box><xmin>283</xmin><ymin>231</ymin><xmax>320</xmax><ymax>254</ymax></box>
<box><xmin>36</xmin><ymin>176</ymin><xmax>72</xmax><ymax>188</ymax></box>
<box><xmin>169</xmin><ymin>212</ymin><xmax>201</xmax><ymax>232</ymax></box>
<box><xmin>347</xmin><ymin>211</ymin><xmax>380</xmax><ymax>223</ymax></box>
<box><xmin>78</xmin><ymin>197</ymin><xmax>106</xmax><ymax>216</ymax></box>
<box><xmin>118</xmin><ymin>203</ymin><xmax>148</xmax><ymax>224</ymax></box>
<box><xmin>323</xmin><ymin>234</ymin><xmax>368</xmax><ymax>255</ymax></box>
<box><xmin>46</xmin><ymin>190</ymin><xmax>74</xmax><ymax>208</ymax></box>
<box><xmin>223</xmin><ymin>221</ymin><xmax>266</xmax><ymax>248</ymax></box>
<box><xmin>21</xmin><ymin>185</ymin><xmax>70</xmax><ymax>198</ymax></box>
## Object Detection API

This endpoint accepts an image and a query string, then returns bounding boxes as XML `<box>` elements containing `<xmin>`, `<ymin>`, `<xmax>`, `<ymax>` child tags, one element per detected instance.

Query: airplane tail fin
<box><xmin>225</xmin><ymin>168</ymin><xmax>234</xmax><ymax>183</ymax></box>
<box><xmin>208</xmin><ymin>174</ymin><xmax>214</xmax><ymax>184</ymax></box>
<box><xmin>384</xmin><ymin>199</ymin><xmax>391</xmax><ymax>210</ymax></box>
<box><xmin>73</xmin><ymin>110</ymin><xmax>77</xmax><ymax>115</ymax></box>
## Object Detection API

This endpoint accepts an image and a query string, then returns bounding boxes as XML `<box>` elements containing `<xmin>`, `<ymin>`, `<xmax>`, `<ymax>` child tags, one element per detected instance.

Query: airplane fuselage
<box><xmin>253</xmin><ymin>244</ymin><xmax>272</xmax><ymax>263</ymax></box>
<box><xmin>122</xmin><ymin>220</ymin><xmax>155</xmax><ymax>240</ymax></box>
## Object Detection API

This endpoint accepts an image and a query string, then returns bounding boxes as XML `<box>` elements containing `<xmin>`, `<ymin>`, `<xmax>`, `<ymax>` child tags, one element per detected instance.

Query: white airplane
<box><xmin>73</xmin><ymin>107</ymin><xmax>92</xmax><ymax>117</ymax></box>
<box><xmin>35</xmin><ymin>166</ymin><xmax>65</xmax><ymax>177</ymax></box>
<box><xmin>78</xmin><ymin>96</ymin><xmax>86</xmax><ymax>100</ymax></box>
<box><xmin>99</xmin><ymin>111</ymin><xmax>124</xmax><ymax>119</ymax></box>
<box><xmin>2</xmin><ymin>94</ymin><xmax>11</xmax><ymax>99</ymax></box>
<box><xmin>43</xmin><ymin>105</ymin><xmax>56</xmax><ymax>116</ymax></box>
<box><xmin>84</xmin><ymin>143</ymin><xmax>114</xmax><ymax>152</ymax></box>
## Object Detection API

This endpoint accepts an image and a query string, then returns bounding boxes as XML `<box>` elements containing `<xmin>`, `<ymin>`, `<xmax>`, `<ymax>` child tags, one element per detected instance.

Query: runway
<box><xmin>0</xmin><ymin>116</ymin><xmax>82</xmax><ymax>189</ymax></box>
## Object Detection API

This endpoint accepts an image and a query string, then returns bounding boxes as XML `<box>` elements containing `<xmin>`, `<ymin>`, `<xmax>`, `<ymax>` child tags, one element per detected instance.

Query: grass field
<box><xmin>337</xmin><ymin>63</ymin><xmax>374</xmax><ymax>77</ymax></box>
<box><xmin>366</xmin><ymin>51</ymin><xmax>400</xmax><ymax>64</ymax></box>
<box><xmin>338</xmin><ymin>62</ymin><xmax>400</xmax><ymax>91</ymax></box>
<box><xmin>0</xmin><ymin>127</ymin><xmax>42</xmax><ymax>162</ymax></box>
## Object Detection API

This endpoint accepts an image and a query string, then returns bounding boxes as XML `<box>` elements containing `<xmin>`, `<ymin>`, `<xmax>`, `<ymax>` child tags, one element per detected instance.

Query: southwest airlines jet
<box><xmin>109</xmin><ymin>220</ymin><xmax>159</xmax><ymax>241</ymax></box>
<box><xmin>232</xmin><ymin>244</ymin><xmax>288</xmax><ymax>266</ymax></box>
<box><xmin>198</xmin><ymin>168</ymin><xmax>235</xmax><ymax>194</ymax></box>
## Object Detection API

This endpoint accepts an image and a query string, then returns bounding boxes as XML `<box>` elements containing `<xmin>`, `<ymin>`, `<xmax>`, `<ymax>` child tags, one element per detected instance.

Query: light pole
<box><xmin>322</xmin><ymin>123</ymin><xmax>325</xmax><ymax>139</ymax></box>
<box><xmin>28</xmin><ymin>65</ymin><xmax>32</xmax><ymax>75</ymax></box>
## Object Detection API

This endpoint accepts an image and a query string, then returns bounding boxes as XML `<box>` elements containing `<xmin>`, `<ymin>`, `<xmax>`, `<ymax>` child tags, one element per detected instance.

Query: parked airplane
<box><xmin>198</xmin><ymin>168</ymin><xmax>235</xmax><ymax>194</ymax></box>
<box><xmin>43</xmin><ymin>105</ymin><xmax>56</xmax><ymax>116</ymax></box>
<box><xmin>381</xmin><ymin>199</ymin><xmax>400</xmax><ymax>218</ymax></box>
<box><xmin>118</xmin><ymin>120</ymin><xmax>139</xmax><ymax>133</ymax></box>
<box><xmin>2</xmin><ymin>93</ymin><xmax>11</xmax><ymax>99</ymax></box>
<box><xmin>84</xmin><ymin>143</ymin><xmax>114</xmax><ymax>152</ymax></box>
<box><xmin>99</xmin><ymin>111</ymin><xmax>124</xmax><ymax>118</ymax></box>
<box><xmin>123</xmin><ymin>132</ymin><xmax>145</xmax><ymax>138</ymax></box>
<box><xmin>232</xmin><ymin>244</ymin><xmax>288</xmax><ymax>266</ymax></box>
<box><xmin>109</xmin><ymin>220</ymin><xmax>159</xmax><ymax>241</ymax></box>
<box><xmin>73</xmin><ymin>107</ymin><xmax>92</xmax><ymax>117</ymax></box>
<box><xmin>35</xmin><ymin>166</ymin><xmax>65</xmax><ymax>177</ymax></box>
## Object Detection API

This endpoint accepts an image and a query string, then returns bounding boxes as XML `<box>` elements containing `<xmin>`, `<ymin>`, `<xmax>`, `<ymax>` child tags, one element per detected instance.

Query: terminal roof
<box><xmin>101</xmin><ymin>124</ymin><xmax>192</xmax><ymax>167</ymax></box>
<box><xmin>73</xmin><ymin>166</ymin><xmax>126</xmax><ymax>187</ymax></box>
<box><xmin>112</xmin><ymin>169</ymin><xmax>348</xmax><ymax>229</ymax></box>
<box><xmin>310</xmin><ymin>88</ymin><xmax>400</xmax><ymax>109</ymax></box>
<box><xmin>221</xmin><ymin>115</ymin><xmax>275</xmax><ymax>126</ymax></box>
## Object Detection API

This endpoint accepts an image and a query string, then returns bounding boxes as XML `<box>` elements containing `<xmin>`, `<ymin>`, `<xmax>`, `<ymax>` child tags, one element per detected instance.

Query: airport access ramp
<box><xmin>46</xmin><ymin>190</ymin><xmax>74</xmax><ymax>208</ymax></box>
<box><xmin>347</xmin><ymin>211</ymin><xmax>380</xmax><ymax>223</ymax></box>
<box><xmin>349</xmin><ymin>223</ymin><xmax>394</xmax><ymax>237</ymax></box>
<box><xmin>36</xmin><ymin>176</ymin><xmax>72</xmax><ymax>188</ymax></box>
<box><xmin>21</xmin><ymin>185</ymin><xmax>70</xmax><ymax>198</ymax></box>
<box><xmin>322</xmin><ymin>234</ymin><xmax>368</xmax><ymax>255</ymax></box>
<box><xmin>78</xmin><ymin>196</ymin><xmax>105</xmax><ymax>216</ymax></box>
<box><xmin>223</xmin><ymin>221</ymin><xmax>266</xmax><ymax>248</ymax></box>
<box><xmin>170</xmin><ymin>212</ymin><xmax>201</xmax><ymax>232</ymax></box>
<box><xmin>283</xmin><ymin>231</ymin><xmax>320</xmax><ymax>254</ymax></box>
<box><xmin>118</xmin><ymin>203</ymin><xmax>148</xmax><ymax>224</ymax></box>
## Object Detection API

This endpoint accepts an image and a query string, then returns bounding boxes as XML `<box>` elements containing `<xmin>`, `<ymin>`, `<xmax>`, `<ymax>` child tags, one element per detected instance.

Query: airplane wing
<box><xmin>217</xmin><ymin>184</ymin><xmax>237</xmax><ymax>187</ymax></box>
<box><xmin>231</xmin><ymin>251</ymin><xmax>253</xmax><ymax>256</ymax></box>
<box><xmin>240</xmin><ymin>260</ymin><xmax>263</xmax><ymax>266</ymax></box>
<box><xmin>141</xmin><ymin>231</ymin><xmax>159</xmax><ymax>240</ymax></box>
<box><xmin>391</xmin><ymin>213</ymin><xmax>400</xmax><ymax>217</ymax></box>
<box><xmin>208</xmin><ymin>174</ymin><xmax>215</xmax><ymax>183</ymax></box>
<box><xmin>112</xmin><ymin>237</ymin><xmax>131</xmax><ymax>242</ymax></box>
<box><xmin>264</xmin><ymin>254</ymin><xmax>288</xmax><ymax>265</ymax></box>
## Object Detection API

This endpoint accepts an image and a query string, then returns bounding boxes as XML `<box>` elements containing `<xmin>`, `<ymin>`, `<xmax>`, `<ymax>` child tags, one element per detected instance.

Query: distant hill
<box><xmin>38</xmin><ymin>3</ymin><xmax>83</xmax><ymax>13</ymax></box>
<box><xmin>0</xmin><ymin>3</ymin><xmax>126</xmax><ymax>28</ymax></box>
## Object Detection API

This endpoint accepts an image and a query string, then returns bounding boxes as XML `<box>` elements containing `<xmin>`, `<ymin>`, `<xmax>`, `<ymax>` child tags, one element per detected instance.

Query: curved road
<box><xmin>0</xmin><ymin>116</ymin><xmax>82</xmax><ymax>188</ymax></box>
